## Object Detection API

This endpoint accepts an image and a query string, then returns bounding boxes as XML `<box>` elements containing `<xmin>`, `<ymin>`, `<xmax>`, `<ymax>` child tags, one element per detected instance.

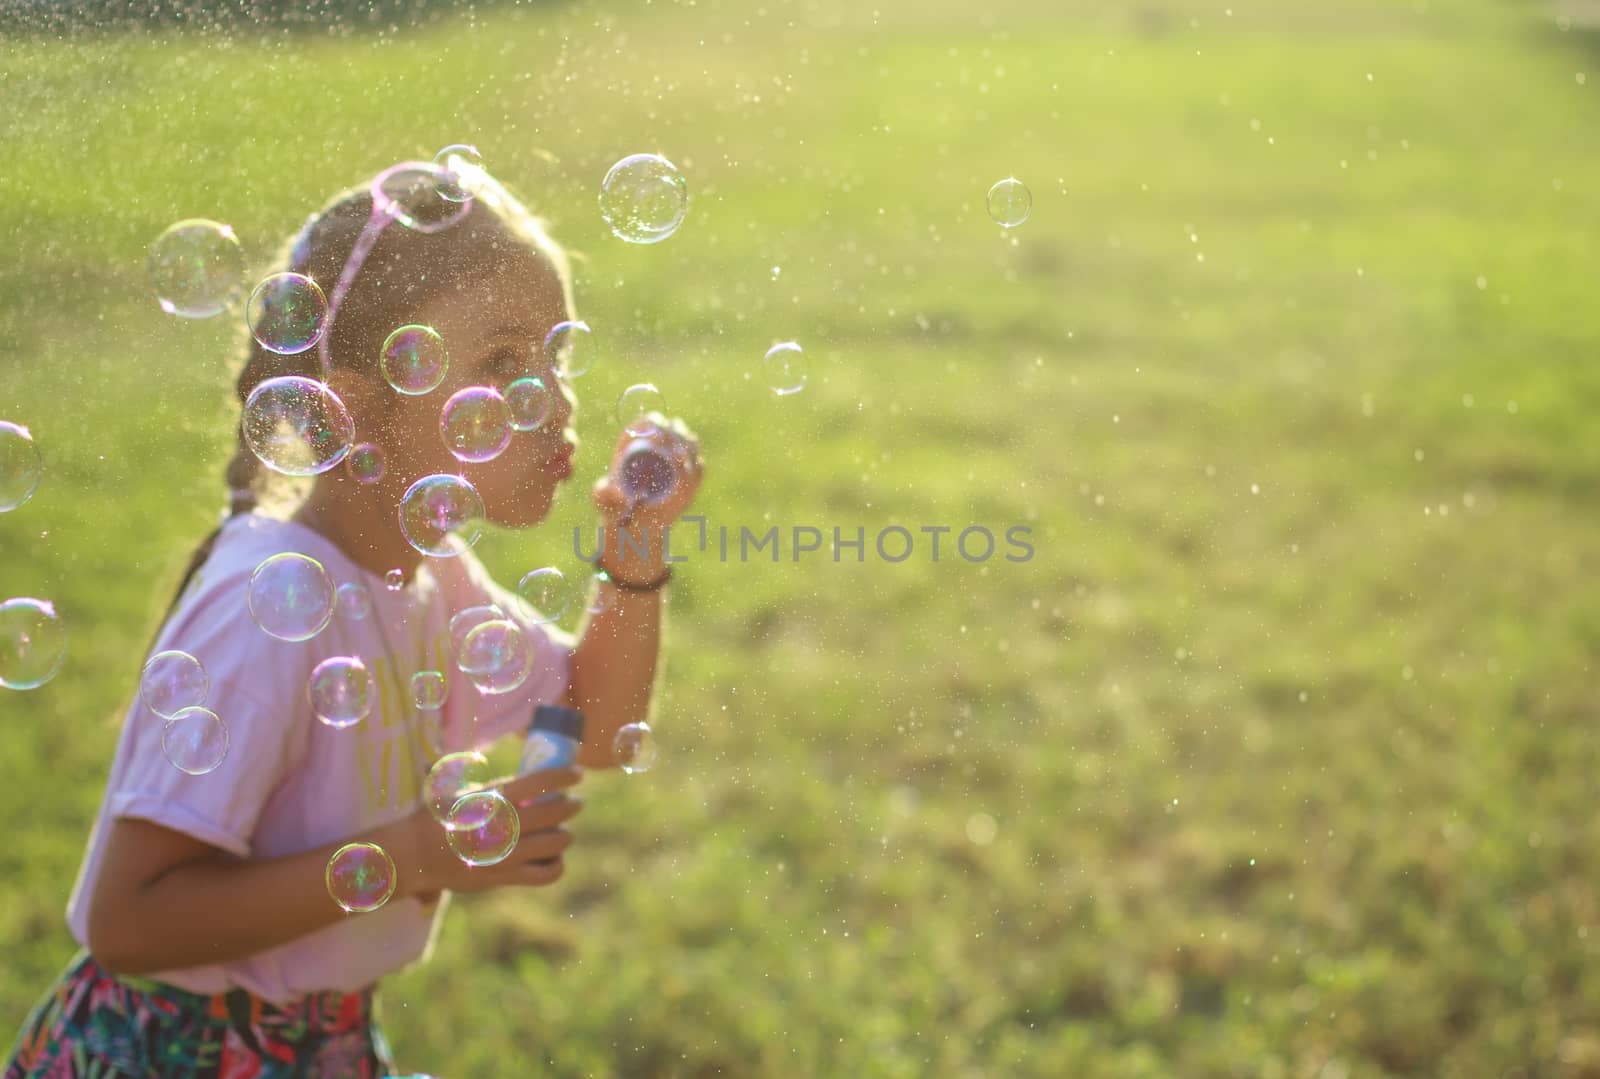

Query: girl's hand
<box><xmin>592</xmin><ymin>412</ymin><xmax>704</xmax><ymax>531</ymax></box>
<box><xmin>401</xmin><ymin>766</ymin><xmax>584</xmax><ymax>898</ymax></box>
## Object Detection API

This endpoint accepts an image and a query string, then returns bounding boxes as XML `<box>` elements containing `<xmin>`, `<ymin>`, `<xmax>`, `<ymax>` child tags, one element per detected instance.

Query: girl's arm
<box><xmin>87</xmin><ymin>767</ymin><xmax>582</xmax><ymax>976</ymax></box>
<box><xmin>565</xmin><ymin>568</ymin><xmax>665</xmax><ymax>770</ymax></box>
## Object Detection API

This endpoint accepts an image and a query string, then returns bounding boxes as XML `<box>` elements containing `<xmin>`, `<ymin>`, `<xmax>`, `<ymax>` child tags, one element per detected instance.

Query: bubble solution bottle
<box><xmin>521</xmin><ymin>703</ymin><xmax>585</xmax><ymax>776</ymax></box>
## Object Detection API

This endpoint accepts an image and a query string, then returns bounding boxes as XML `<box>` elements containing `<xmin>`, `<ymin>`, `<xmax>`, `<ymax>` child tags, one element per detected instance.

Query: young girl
<box><xmin>5</xmin><ymin>160</ymin><xmax>703</xmax><ymax>1077</ymax></box>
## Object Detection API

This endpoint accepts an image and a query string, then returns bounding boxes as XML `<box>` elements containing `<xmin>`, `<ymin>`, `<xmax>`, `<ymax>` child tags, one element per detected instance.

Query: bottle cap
<box><xmin>530</xmin><ymin>703</ymin><xmax>585</xmax><ymax>742</ymax></box>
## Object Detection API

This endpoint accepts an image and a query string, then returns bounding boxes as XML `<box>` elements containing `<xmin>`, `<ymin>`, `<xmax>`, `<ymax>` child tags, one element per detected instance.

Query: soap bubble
<box><xmin>247</xmin><ymin>553</ymin><xmax>334</xmax><ymax>642</ymax></box>
<box><xmin>986</xmin><ymin>177</ymin><xmax>1032</xmax><ymax>228</ymax></box>
<box><xmin>399</xmin><ymin>474</ymin><xmax>484</xmax><ymax>557</ymax></box>
<box><xmin>242</xmin><ymin>376</ymin><xmax>355</xmax><ymax>477</ymax></box>
<box><xmin>385</xmin><ymin>569</ymin><xmax>404</xmax><ymax>591</ymax></box>
<box><xmin>432</xmin><ymin>144</ymin><xmax>486</xmax><ymax>203</ymax></box>
<box><xmin>0</xmin><ymin>597</ymin><xmax>67</xmax><ymax>691</ymax></box>
<box><xmin>325</xmin><ymin>842</ymin><xmax>396</xmax><ymax>913</ymax></box>
<box><xmin>449</xmin><ymin>604</ymin><xmax>506</xmax><ymax>661</ymax></box>
<box><xmin>161</xmin><ymin>707</ymin><xmax>229</xmax><ymax>775</ymax></box>
<box><xmin>309</xmin><ymin>656</ymin><xmax>373</xmax><ymax>729</ymax></box>
<box><xmin>441</xmin><ymin>386</ymin><xmax>512</xmax><ymax>463</ymax></box>
<box><xmin>516</xmin><ymin>567</ymin><xmax>575</xmax><ymax>624</ymax></box>
<box><xmin>544</xmin><ymin>319</ymin><xmax>593</xmax><ymax>378</ymax></box>
<box><xmin>335</xmin><ymin>581</ymin><xmax>372</xmax><ymax>622</ymax></box>
<box><xmin>381</xmin><ymin>325</ymin><xmax>449</xmax><ymax>396</ymax></box>
<box><xmin>613</xmin><ymin>721</ymin><xmax>658</xmax><ymax>774</ymax></box>
<box><xmin>246</xmin><ymin>272</ymin><xmax>328</xmax><ymax>355</ymax></box>
<box><xmin>599</xmin><ymin>153</ymin><xmax>688</xmax><ymax>244</ymax></box>
<box><xmin>585</xmin><ymin>572</ymin><xmax>618</xmax><ymax>616</ymax></box>
<box><xmin>616</xmin><ymin>384</ymin><xmax>665</xmax><ymax>435</ymax></box>
<box><xmin>149</xmin><ymin>219</ymin><xmax>245</xmax><ymax>319</ymax></box>
<box><xmin>411</xmin><ymin>669</ymin><xmax>449</xmax><ymax>711</ymax></box>
<box><xmin>763</xmin><ymin>341</ymin><xmax>807</xmax><ymax>396</ymax></box>
<box><xmin>458</xmin><ymin>618</ymin><xmax>533</xmax><ymax>696</ymax></box>
<box><xmin>425</xmin><ymin>749</ymin><xmax>491</xmax><ymax>825</ymax></box>
<box><xmin>616</xmin><ymin>442</ymin><xmax>678</xmax><ymax>506</ymax></box>
<box><xmin>346</xmin><ymin>443</ymin><xmax>385</xmax><ymax>484</ymax></box>
<box><xmin>505</xmin><ymin>376</ymin><xmax>552</xmax><ymax>432</ymax></box>
<box><xmin>0</xmin><ymin>422</ymin><xmax>42</xmax><ymax>513</ymax></box>
<box><xmin>445</xmin><ymin>789</ymin><xmax>520</xmax><ymax>866</ymax></box>
<box><xmin>140</xmin><ymin>650</ymin><xmax>208</xmax><ymax>718</ymax></box>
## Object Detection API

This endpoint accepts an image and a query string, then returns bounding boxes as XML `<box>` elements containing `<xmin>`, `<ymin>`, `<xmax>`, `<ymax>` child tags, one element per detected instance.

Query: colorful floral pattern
<box><xmin>4</xmin><ymin>952</ymin><xmax>395</xmax><ymax>1078</ymax></box>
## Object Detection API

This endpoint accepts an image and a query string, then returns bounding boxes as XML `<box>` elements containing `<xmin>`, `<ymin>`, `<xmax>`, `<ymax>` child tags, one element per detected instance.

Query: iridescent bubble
<box><xmin>0</xmin><ymin>597</ymin><xmax>67</xmax><ymax>691</ymax></box>
<box><xmin>516</xmin><ymin>567</ymin><xmax>574</xmax><ymax>625</ymax></box>
<box><xmin>140</xmin><ymin>650</ymin><xmax>208</xmax><ymax>719</ymax></box>
<box><xmin>425</xmin><ymin>749</ymin><xmax>491</xmax><ymax>826</ymax></box>
<box><xmin>505</xmin><ymin>376</ymin><xmax>552</xmax><ymax>432</ymax></box>
<box><xmin>242</xmin><ymin>376</ymin><xmax>355</xmax><ymax>477</ymax></box>
<box><xmin>445</xmin><ymin>788</ymin><xmax>520</xmax><ymax>866</ymax></box>
<box><xmin>247</xmin><ymin>553</ymin><xmax>334</xmax><ymax>642</ymax></box>
<box><xmin>411</xmin><ymin>670</ymin><xmax>449</xmax><ymax>711</ymax></box>
<box><xmin>986</xmin><ymin>177</ymin><xmax>1032</xmax><ymax>228</ymax></box>
<box><xmin>399</xmin><ymin>474</ymin><xmax>484</xmax><ymax>557</ymax></box>
<box><xmin>149</xmin><ymin>219</ymin><xmax>246</xmax><ymax>319</ymax></box>
<box><xmin>616</xmin><ymin>384</ymin><xmax>665</xmax><ymax>436</ymax></box>
<box><xmin>448</xmin><ymin>604</ymin><xmax>506</xmax><ymax>661</ymax></box>
<box><xmin>0</xmin><ymin>422</ymin><xmax>42</xmax><ymax>513</ymax></box>
<box><xmin>335</xmin><ymin>581</ymin><xmax>372</xmax><ymax>622</ymax></box>
<box><xmin>763</xmin><ymin>341</ymin><xmax>807</xmax><ymax>396</ymax></box>
<box><xmin>309</xmin><ymin>656</ymin><xmax>373</xmax><ymax>729</ymax></box>
<box><xmin>346</xmin><ymin>443</ymin><xmax>385</xmax><ymax>484</ymax></box>
<box><xmin>585</xmin><ymin>572</ymin><xmax>617</xmax><ymax>616</ymax></box>
<box><xmin>385</xmin><ymin>569</ymin><xmax>404</xmax><ymax>591</ymax></box>
<box><xmin>613</xmin><ymin>721</ymin><xmax>658</xmax><ymax>774</ymax></box>
<box><xmin>458</xmin><ymin>618</ymin><xmax>533</xmax><ymax>696</ymax></box>
<box><xmin>599</xmin><ymin>153</ymin><xmax>688</xmax><ymax>244</ymax></box>
<box><xmin>161</xmin><ymin>707</ymin><xmax>229</xmax><ymax>775</ymax></box>
<box><xmin>325</xmin><ymin>842</ymin><xmax>396</xmax><ymax>913</ymax></box>
<box><xmin>616</xmin><ymin>441</ymin><xmax>678</xmax><ymax>506</ymax></box>
<box><xmin>246</xmin><ymin>272</ymin><xmax>328</xmax><ymax>355</ymax></box>
<box><xmin>544</xmin><ymin>319</ymin><xmax>593</xmax><ymax>379</ymax></box>
<box><xmin>440</xmin><ymin>386</ymin><xmax>512</xmax><ymax>464</ymax></box>
<box><xmin>431</xmin><ymin>144</ymin><xmax>486</xmax><ymax>204</ymax></box>
<box><xmin>381</xmin><ymin>325</ymin><xmax>449</xmax><ymax>397</ymax></box>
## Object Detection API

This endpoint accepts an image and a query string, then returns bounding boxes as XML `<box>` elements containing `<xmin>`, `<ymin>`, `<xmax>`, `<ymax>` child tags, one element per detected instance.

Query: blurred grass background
<box><xmin>2</xmin><ymin>0</ymin><xmax>1600</xmax><ymax>1074</ymax></box>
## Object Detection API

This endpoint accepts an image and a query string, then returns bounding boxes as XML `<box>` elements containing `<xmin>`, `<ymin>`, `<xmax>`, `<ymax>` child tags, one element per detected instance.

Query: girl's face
<box><xmin>357</xmin><ymin>253</ymin><xmax>579</xmax><ymax>531</ymax></box>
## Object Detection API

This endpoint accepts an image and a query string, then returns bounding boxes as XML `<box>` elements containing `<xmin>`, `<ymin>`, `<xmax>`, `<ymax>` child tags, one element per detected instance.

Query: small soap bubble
<box><xmin>246</xmin><ymin>272</ymin><xmax>328</xmax><ymax>355</ymax></box>
<box><xmin>242</xmin><ymin>376</ymin><xmax>355</xmax><ymax>477</ymax></box>
<box><xmin>613</xmin><ymin>721</ymin><xmax>658</xmax><ymax>774</ymax></box>
<box><xmin>140</xmin><ymin>650</ymin><xmax>208</xmax><ymax>718</ymax></box>
<box><xmin>411</xmin><ymin>669</ymin><xmax>449</xmax><ymax>710</ymax></box>
<box><xmin>599</xmin><ymin>153</ymin><xmax>688</xmax><ymax>244</ymax></box>
<box><xmin>425</xmin><ymin>750</ymin><xmax>491</xmax><ymax>825</ymax></box>
<box><xmin>309</xmin><ymin>656</ymin><xmax>373</xmax><ymax>729</ymax></box>
<box><xmin>248</xmin><ymin>553</ymin><xmax>334</xmax><ymax>642</ymax></box>
<box><xmin>441</xmin><ymin>386</ymin><xmax>512</xmax><ymax>463</ymax></box>
<box><xmin>446</xmin><ymin>788</ymin><xmax>520</xmax><ymax>866</ymax></box>
<box><xmin>586</xmin><ymin>572</ymin><xmax>617</xmax><ymax>616</ymax></box>
<box><xmin>505</xmin><ymin>376</ymin><xmax>552</xmax><ymax>432</ymax></box>
<box><xmin>616</xmin><ymin>442</ymin><xmax>678</xmax><ymax>506</ymax></box>
<box><xmin>346</xmin><ymin>442</ymin><xmax>385</xmax><ymax>484</ymax></box>
<box><xmin>0</xmin><ymin>422</ymin><xmax>42</xmax><ymax>513</ymax></box>
<box><xmin>544</xmin><ymin>319</ymin><xmax>593</xmax><ymax>379</ymax></box>
<box><xmin>616</xmin><ymin>384</ymin><xmax>665</xmax><ymax>435</ymax></box>
<box><xmin>381</xmin><ymin>325</ymin><xmax>449</xmax><ymax>396</ymax></box>
<box><xmin>517</xmin><ymin>567</ymin><xmax>575</xmax><ymax>624</ymax></box>
<box><xmin>399</xmin><ymin>474</ymin><xmax>485</xmax><ymax>557</ymax></box>
<box><xmin>458</xmin><ymin>618</ymin><xmax>534</xmax><ymax>695</ymax></box>
<box><xmin>0</xmin><ymin>597</ymin><xmax>67</xmax><ymax>691</ymax></box>
<box><xmin>431</xmin><ymin>144</ymin><xmax>486</xmax><ymax>203</ymax></box>
<box><xmin>986</xmin><ymin>177</ymin><xmax>1032</xmax><ymax>228</ymax></box>
<box><xmin>449</xmin><ymin>604</ymin><xmax>507</xmax><ymax>660</ymax></box>
<box><xmin>385</xmin><ymin>568</ymin><xmax>404</xmax><ymax>591</ymax></box>
<box><xmin>149</xmin><ymin>219</ymin><xmax>245</xmax><ymax>319</ymax></box>
<box><xmin>763</xmin><ymin>341</ymin><xmax>807</xmax><ymax>396</ymax></box>
<box><xmin>325</xmin><ymin>842</ymin><xmax>396</xmax><ymax>913</ymax></box>
<box><xmin>335</xmin><ymin>581</ymin><xmax>372</xmax><ymax>622</ymax></box>
<box><xmin>161</xmin><ymin>707</ymin><xmax>228</xmax><ymax>775</ymax></box>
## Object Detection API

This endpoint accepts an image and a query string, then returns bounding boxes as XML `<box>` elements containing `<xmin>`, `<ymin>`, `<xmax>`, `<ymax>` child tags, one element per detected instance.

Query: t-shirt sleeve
<box><xmin>444</xmin><ymin>551</ymin><xmax>574</xmax><ymax>749</ymax></box>
<box><xmin>106</xmin><ymin>567</ymin><xmax>311</xmax><ymax>858</ymax></box>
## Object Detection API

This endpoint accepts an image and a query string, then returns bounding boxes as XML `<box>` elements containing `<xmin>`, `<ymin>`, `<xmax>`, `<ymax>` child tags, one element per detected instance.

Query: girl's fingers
<box><xmin>512</xmin><ymin>857</ymin><xmax>565</xmax><ymax>887</ymax></box>
<box><xmin>517</xmin><ymin>827</ymin><xmax>573</xmax><ymax>863</ymax></box>
<box><xmin>515</xmin><ymin>793</ymin><xmax>582</xmax><ymax>833</ymax></box>
<box><xmin>497</xmin><ymin>766</ymin><xmax>582</xmax><ymax>807</ymax></box>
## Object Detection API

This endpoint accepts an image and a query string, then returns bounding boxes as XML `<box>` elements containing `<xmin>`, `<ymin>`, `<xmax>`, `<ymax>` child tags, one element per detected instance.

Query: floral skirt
<box><xmin>4</xmin><ymin>951</ymin><xmax>395</xmax><ymax>1079</ymax></box>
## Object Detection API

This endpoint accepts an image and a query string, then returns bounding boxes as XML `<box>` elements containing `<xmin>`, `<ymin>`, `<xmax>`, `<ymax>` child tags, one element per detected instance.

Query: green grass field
<box><xmin>3</xmin><ymin>0</ymin><xmax>1600</xmax><ymax>1074</ymax></box>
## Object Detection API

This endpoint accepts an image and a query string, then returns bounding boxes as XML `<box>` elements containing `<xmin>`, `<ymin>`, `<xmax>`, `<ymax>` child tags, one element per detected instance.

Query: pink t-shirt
<box><xmin>64</xmin><ymin>512</ymin><xmax>573</xmax><ymax>1002</ymax></box>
